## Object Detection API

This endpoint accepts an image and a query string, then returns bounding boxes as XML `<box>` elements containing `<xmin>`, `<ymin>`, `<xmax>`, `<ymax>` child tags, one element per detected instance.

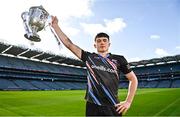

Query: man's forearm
<box><xmin>53</xmin><ymin>25</ymin><xmax>73</xmax><ymax>48</ymax></box>
<box><xmin>126</xmin><ymin>73</ymin><xmax>138</xmax><ymax>103</ymax></box>
<box><xmin>115</xmin><ymin>73</ymin><xmax>138</xmax><ymax>114</ymax></box>
<box><xmin>51</xmin><ymin>18</ymin><xmax>82</xmax><ymax>59</ymax></box>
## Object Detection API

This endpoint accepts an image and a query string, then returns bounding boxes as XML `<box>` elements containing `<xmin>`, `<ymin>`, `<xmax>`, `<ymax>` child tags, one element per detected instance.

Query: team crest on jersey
<box><xmin>112</xmin><ymin>59</ymin><xmax>117</xmax><ymax>64</ymax></box>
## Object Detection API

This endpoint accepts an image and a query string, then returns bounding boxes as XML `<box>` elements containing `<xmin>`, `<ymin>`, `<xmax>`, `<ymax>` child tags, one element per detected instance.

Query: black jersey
<box><xmin>81</xmin><ymin>50</ymin><xmax>132</xmax><ymax>106</ymax></box>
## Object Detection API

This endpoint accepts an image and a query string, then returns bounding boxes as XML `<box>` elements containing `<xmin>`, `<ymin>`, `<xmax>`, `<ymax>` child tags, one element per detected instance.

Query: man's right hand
<box><xmin>51</xmin><ymin>16</ymin><xmax>59</xmax><ymax>28</ymax></box>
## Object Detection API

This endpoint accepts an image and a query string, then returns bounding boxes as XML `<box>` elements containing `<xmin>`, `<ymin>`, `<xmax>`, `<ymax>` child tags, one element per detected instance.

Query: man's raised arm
<box><xmin>51</xmin><ymin>16</ymin><xmax>82</xmax><ymax>59</ymax></box>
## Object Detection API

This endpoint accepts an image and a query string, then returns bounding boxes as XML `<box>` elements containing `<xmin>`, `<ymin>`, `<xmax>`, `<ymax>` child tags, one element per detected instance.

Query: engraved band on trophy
<box><xmin>21</xmin><ymin>5</ymin><xmax>61</xmax><ymax>46</ymax></box>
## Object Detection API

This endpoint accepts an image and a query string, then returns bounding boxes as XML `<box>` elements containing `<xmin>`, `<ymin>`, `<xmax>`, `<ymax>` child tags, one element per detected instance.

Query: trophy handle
<box><xmin>21</xmin><ymin>12</ymin><xmax>41</xmax><ymax>42</ymax></box>
<box><xmin>21</xmin><ymin>12</ymin><xmax>33</xmax><ymax>38</ymax></box>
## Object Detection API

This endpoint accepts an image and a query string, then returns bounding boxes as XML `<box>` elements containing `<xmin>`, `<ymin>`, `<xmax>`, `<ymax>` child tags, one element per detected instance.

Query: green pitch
<box><xmin>0</xmin><ymin>88</ymin><xmax>179</xmax><ymax>116</ymax></box>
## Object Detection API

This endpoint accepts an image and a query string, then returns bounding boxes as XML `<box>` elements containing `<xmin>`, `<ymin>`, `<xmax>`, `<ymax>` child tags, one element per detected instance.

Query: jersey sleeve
<box><xmin>119</xmin><ymin>56</ymin><xmax>132</xmax><ymax>74</ymax></box>
<box><xmin>81</xmin><ymin>50</ymin><xmax>91</xmax><ymax>62</ymax></box>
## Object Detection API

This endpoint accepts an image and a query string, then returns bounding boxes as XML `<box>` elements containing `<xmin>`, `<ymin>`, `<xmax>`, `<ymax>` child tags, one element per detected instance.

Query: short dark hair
<box><xmin>94</xmin><ymin>32</ymin><xmax>109</xmax><ymax>41</ymax></box>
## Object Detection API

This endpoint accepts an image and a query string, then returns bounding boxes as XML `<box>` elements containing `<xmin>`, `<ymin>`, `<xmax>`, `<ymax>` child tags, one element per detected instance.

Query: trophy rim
<box><xmin>29</xmin><ymin>5</ymin><xmax>49</xmax><ymax>16</ymax></box>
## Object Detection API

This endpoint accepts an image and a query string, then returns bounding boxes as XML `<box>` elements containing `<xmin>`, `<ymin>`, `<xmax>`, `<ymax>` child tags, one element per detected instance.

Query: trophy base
<box><xmin>24</xmin><ymin>34</ymin><xmax>41</xmax><ymax>42</ymax></box>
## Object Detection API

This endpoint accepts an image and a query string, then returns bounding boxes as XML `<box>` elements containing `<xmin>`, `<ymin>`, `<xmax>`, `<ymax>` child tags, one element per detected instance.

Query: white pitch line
<box><xmin>153</xmin><ymin>98</ymin><xmax>180</xmax><ymax>116</ymax></box>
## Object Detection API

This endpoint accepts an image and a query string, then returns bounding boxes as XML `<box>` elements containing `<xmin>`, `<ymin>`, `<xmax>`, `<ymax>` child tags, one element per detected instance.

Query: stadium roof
<box><xmin>129</xmin><ymin>55</ymin><xmax>180</xmax><ymax>67</ymax></box>
<box><xmin>0</xmin><ymin>42</ymin><xmax>179</xmax><ymax>68</ymax></box>
<box><xmin>0</xmin><ymin>42</ymin><xmax>85</xmax><ymax>67</ymax></box>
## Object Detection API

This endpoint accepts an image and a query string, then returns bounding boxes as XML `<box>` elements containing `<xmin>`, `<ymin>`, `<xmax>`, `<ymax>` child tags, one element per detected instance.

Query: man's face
<box><xmin>94</xmin><ymin>37</ymin><xmax>110</xmax><ymax>53</ymax></box>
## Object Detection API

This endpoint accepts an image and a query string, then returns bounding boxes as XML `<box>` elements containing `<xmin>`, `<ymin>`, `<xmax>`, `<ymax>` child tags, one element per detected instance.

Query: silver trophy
<box><xmin>21</xmin><ymin>5</ymin><xmax>60</xmax><ymax>44</ymax></box>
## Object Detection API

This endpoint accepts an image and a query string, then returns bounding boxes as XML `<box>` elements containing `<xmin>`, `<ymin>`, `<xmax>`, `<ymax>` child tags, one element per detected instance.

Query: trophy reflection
<box><xmin>21</xmin><ymin>5</ymin><xmax>57</xmax><ymax>43</ymax></box>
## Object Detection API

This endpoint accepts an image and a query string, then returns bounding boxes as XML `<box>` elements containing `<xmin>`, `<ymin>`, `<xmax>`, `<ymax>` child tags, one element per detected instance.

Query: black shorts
<box><xmin>86</xmin><ymin>101</ymin><xmax>122</xmax><ymax>116</ymax></box>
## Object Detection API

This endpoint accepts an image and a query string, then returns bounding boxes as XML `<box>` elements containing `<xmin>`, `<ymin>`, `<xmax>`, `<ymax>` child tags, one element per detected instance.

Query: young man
<box><xmin>51</xmin><ymin>16</ymin><xmax>138</xmax><ymax>116</ymax></box>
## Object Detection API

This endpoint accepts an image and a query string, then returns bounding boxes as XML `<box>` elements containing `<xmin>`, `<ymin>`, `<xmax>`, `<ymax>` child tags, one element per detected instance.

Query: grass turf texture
<box><xmin>0</xmin><ymin>88</ymin><xmax>179</xmax><ymax>116</ymax></box>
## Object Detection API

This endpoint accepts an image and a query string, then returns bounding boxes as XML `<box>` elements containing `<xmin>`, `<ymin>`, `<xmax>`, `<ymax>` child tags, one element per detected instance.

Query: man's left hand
<box><xmin>115</xmin><ymin>101</ymin><xmax>131</xmax><ymax>114</ymax></box>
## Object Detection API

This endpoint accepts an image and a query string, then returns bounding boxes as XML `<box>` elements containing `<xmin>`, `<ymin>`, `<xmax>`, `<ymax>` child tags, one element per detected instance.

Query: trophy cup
<box><xmin>21</xmin><ymin>5</ymin><xmax>60</xmax><ymax>45</ymax></box>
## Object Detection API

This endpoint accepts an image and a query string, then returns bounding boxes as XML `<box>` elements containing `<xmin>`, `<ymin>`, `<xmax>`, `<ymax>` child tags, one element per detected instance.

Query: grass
<box><xmin>124</xmin><ymin>88</ymin><xmax>180</xmax><ymax>116</ymax></box>
<box><xmin>0</xmin><ymin>88</ymin><xmax>179</xmax><ymax>116</ymax></box>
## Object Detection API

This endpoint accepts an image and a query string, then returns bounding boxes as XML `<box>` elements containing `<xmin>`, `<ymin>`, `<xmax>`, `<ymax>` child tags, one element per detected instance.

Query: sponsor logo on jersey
<box><xmin>91</xmin><ymin>65</ymin><xmax>116</xmax><ymax>73</ymax></box>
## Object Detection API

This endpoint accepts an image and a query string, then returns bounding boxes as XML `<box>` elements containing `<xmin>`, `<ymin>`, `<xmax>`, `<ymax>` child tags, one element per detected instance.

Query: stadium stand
<box><xmin>129</xmin><ymin>57</ymin><xmax>180</xmax><ymax>88</ymax></box>
<box><xmin>0</xmin><ymin>42</ymin><xmax>180</xmax><ymax>90</ymax></box>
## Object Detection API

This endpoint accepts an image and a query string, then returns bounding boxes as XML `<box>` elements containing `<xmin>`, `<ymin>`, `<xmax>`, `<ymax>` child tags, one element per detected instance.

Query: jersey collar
<box><xmin>98</xmin><ymin>53</ymin><xmax>111</xmax><ymax>58</ymax></box>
